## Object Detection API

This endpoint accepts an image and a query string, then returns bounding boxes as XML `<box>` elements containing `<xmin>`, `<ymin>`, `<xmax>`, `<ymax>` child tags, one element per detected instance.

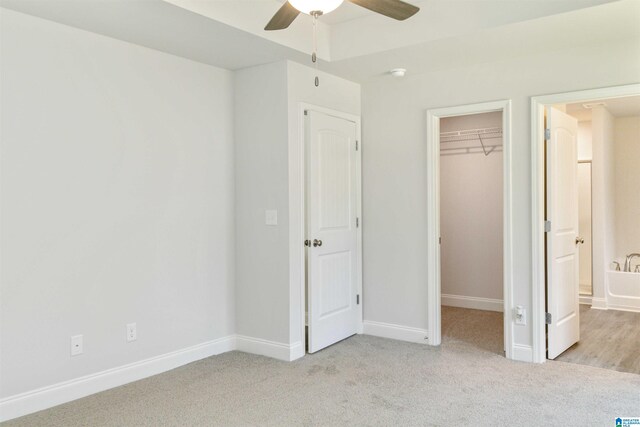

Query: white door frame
<box><xmin>530</xmin><ymin>83</ymin><xmax>640</xmax><ymax>363</ymax></box>
<box><xmin>296</xmin><ymin>103</ymin><xmax>363</xmax><ymax>352</ymax></box>
<box><xmin>426</xmin><ymin>100</ymin><xmax>514</xmax><ymax>358</ymax></box>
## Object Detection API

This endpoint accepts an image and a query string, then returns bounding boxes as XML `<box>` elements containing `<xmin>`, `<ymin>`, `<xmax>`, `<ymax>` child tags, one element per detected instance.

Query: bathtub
<box><xmin>606</xmin><ymin>271</ymin><xmax>640</xmax><ymax>312</ymax></box>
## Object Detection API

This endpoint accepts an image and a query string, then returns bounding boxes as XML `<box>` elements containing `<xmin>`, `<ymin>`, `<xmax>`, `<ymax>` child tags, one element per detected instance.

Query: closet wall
<box><xmin>440</xmin><ymin>112</ymin><xmax>503</xmax><ymax>310</ymax></box>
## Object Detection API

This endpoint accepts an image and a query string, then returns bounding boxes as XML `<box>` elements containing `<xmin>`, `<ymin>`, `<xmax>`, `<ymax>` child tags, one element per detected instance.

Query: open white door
<box><xmin>307</xmin><ymin>110</ymin><xmax>359</xmax><ymax>353</ymax></box>
<box><xmin>546</xmin><ymin>106</ymin><xmax>580</xmax><ymax>359</ymax></box>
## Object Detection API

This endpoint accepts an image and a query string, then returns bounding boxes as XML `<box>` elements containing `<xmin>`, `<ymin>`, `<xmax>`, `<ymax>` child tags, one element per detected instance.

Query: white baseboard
<box><xmin>442</xmin><ymin>294</ymin><xmax>504</xmax><ymax>312</ymax></box>
<box><xmin>605</xmin><ymin>303</ymin><xmax>640</xmax><ymax>313</ymax></box>
<box><xmin>579</xmin><ymin>295</ymin><xmax>593</xmax><ymax>305</ymax></box>
<box><xmin>591</xmin><ymin>297</ymin><xmax>608</xmax><ymax>310</ymax></box>
<box><xmin>235</xmin><ymin>336</ymin><xmax>303</xmax><ymax>362</ymax></box>
<box><xmin>363</xmin><ymin>320</ymin><xmax>428</xmax><ymax>344</ymax></box>
<box><xmin>1</xmin><ymin>332</ymin><xmax>308</xmax><ymax>422</ymax></box>
<box><xmin>512</xmin><ymin>344</ymin><xmax>534</xmax><ymax>363</ymax></box>
<box><xmin>0</xmin><ymin>335</ymin><xmax>235</xmax><ymax>423</ymax></box>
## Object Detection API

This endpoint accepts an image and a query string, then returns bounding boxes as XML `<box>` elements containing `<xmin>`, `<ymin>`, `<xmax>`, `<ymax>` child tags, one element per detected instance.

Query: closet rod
<box><xmin>440</xmin><ymin>126</ymin><xmax>502</xmax><ymax>156</ymax></box>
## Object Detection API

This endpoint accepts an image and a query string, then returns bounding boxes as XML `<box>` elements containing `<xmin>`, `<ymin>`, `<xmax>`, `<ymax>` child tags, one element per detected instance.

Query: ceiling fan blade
<box><xmin>265</xmin><ymin>1</ymin><xmax>300</xmax><ymax>31</ymax></box>
<box><xmin>347</xmin><ymin>0</ymin><xmax>419</xmax><ymax>20</ymax></box>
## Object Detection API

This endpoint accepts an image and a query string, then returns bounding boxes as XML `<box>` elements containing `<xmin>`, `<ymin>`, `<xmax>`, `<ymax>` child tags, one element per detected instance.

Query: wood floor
<box><xmin>555</xmin><ymin>304</ymin><xmax>640</xmax><ymax>374</ymax></box>
<box><xmin>443</xmin><ymin>304</ymin><xmax>640</xmax><ymax>374</ymax></box>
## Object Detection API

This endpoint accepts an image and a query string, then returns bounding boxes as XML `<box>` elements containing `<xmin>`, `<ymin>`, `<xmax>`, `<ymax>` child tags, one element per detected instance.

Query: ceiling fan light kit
<box><xmin>265</xmin><ymin>0</ymin><xmax>420</xmax><ymax>31</ymax></box>
<box><xmin>288</xmin><ymin>0</ymin><xmax>344</xmax><ymax>15</ymax></box>
<box><xmin>264</xmin><ymin>0</ymin><xmax>419</xmax><ymax>87</ymax></box>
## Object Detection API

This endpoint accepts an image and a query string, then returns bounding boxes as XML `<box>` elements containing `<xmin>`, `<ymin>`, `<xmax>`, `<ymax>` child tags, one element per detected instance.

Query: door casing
<box><xmin>425</xmin><ymin>100</ymin><xmax>514</xmax><ymax>358</ymax></box>
<box><xmin>530</xmin><ymin>83</ymin><xmax>640</xmax><ymax>363</ymax></box>
<box><xmin>296</xmin><ymin>103</ymin><xmax>363</xmax><ymax>353</ymax></box>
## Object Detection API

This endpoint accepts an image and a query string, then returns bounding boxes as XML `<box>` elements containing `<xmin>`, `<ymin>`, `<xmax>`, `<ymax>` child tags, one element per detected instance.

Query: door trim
<box><xmin>530</xmin><ymin>83</ymin><xmax>640</xmax><ymax>363</ymax></box>
<box><xmin>295</xmin><ymin>103</ymin><xmax>363</xmax><ymax>352</ymax></box>
<box><xmin>425</xmin><ymin>100</ymin><xmax>514</xmax><ymax>358</ymax></box>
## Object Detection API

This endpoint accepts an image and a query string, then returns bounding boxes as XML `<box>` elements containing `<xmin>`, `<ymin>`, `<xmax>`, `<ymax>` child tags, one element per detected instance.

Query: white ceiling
<box><xmin>566</xmin><ymin>95</ymin><xmax>640</xmax><ymax>121</ymax></box>
<box><xmin>1</xmin><ymin>0</ymin><xmax>637</xmax><ymax>82</ymax></box>
<box><xmin>0</xmin><ymin>0</ymin><xmax>312</xmax><ymax>70</ymax></box>
<box><xmin>325</xmin><ymin>0</ymin><xmax>640</xmax><ymax>81</ymax></box>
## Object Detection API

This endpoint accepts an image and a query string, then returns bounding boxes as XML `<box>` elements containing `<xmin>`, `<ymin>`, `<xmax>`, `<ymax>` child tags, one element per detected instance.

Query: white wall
<box><xmin>360</xmin><ymin>38</ymin><xmax>640</xmax><ymax>352</ymax></box>
<box><xmin>577</xmin><ymin>121</ymin><xmax>593</xmax><ymax>161</ymax></box>
<box><xmin>234</xmin><ymin>60</ymin><xmax>360</xmax><ymax>355</ymax></box>
<box><xmin>234</xmin><ymin>61</ymin><xmax>290</xmax><ymax>346</ymax></box>
<box><xmin>614</xmin><ymin>116</ymin><xmax>640</xmax><ymax>262</ymax></box>
<box><xmin>591</xmin><ymin>106</ymin><xmax>616</xmax><ymax>304</ymax></box>
<box><xmin>439</xmin><ymin>112</ymin><xmax>503</xmax><ymax>303</ymax></box>
<box><xmin>0</xmin><ymin>9</ymin><xmax>235</xmax><ymax>399</ymax></box>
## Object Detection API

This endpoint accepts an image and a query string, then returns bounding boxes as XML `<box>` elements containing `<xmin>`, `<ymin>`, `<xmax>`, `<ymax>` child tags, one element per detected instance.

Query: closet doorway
<box><xmin>426</xmin><ymin>100</ymin><xmax>515</xmax><ymax>359</ymax></box>
<box><xmin>440</xmin><ymin>112</ymin><xmax>504</xmax><ymax>354</ymax></box>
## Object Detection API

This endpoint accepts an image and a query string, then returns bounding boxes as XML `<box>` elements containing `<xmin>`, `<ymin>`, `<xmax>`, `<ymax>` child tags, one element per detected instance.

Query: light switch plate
<box><xmin>265</xmin><ymin>210</ymin><xmax>278</xmax><ymax>226</ymax></box>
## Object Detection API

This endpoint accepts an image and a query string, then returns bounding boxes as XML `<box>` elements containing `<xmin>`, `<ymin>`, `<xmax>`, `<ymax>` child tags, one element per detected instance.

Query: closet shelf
<box><xmin>440</xmin><ymin>126</ymin><xmax>502</xmax><ymax>156</ymax></box>
<box><xmin>440</xmin><ymin>126</ymin><xmax>503</xmax><ymax>144</ymax></box>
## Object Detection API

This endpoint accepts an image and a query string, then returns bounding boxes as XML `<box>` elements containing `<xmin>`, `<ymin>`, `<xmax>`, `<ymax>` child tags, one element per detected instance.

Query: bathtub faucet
<box><xmin>623</xmin><ymin>253</ymin><xmax>640</xmax><ymax>272</ymax></box>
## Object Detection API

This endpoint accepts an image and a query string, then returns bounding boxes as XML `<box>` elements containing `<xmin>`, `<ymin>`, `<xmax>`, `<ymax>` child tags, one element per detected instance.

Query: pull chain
<box><xmin>311</xmin><ymin>11</ymin><xmax>320</xmax><ymax>87</ymax></box>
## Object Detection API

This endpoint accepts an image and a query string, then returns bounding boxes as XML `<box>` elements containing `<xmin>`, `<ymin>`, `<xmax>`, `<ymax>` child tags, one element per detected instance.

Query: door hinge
<box><xmin>356</xmin><ymin>217</ymin><xmax>359</xmax><ymax>228</ymax></box>
<box><xmin>544</xmin><ymin>128</ymin><xmax>551</xmax><ymax>141</ymax></box>
<box><xmin>544</xmin><ymin>220</ymin><xmax>551</xmax><ymax>233</ymax></box>
<box><xmin>355</xmin><ymin>140</ymin><xmax>359</xmax><ymax>151</ymax></box>
<box><xmin>304</xmin><ymin>110</ymin><xmax>308</xmax><ymax>116</ymax></box>
<box><xmin>439</xmin><ymin>237</ymin><xmax>442</xmax><ymax>244</ymax></box>
<box><xmin>357</xmin><ymin>294</ymin><xmax>360</xmax><ymax>305</ymax></box>
<box><xmin>545</xmin><ymin>312</ymin><xmax>552</xmax><ymax>324</ymax></box>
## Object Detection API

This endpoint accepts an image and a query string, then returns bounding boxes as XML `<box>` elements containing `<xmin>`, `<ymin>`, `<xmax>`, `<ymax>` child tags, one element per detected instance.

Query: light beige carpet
<box><xmin>5</xmin><ymin>327</ymin><xmax>639</xmax><ymax>426</ymax></box>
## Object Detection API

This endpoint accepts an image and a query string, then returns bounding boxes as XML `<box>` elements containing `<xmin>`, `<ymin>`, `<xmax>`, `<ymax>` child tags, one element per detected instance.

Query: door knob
<box><xmin>313</xmin><ymin>239</ymin><xmax>323</xmax><ymax>247</ymax></box>
<box><xmin>575</xmin><ymin>237</ymin><xmax>585</xmax><ymax>245</ymax></box>
<box><xmin>304</xmin><ymin>240</ymin><xmax>311</xmax><ymax>247</ymax></box>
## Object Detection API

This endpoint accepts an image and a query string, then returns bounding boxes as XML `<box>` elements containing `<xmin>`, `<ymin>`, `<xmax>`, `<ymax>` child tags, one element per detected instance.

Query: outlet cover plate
<box><xmin>71</xmin><ymin>335</ymin><xmax>83</xmax><ymax>356</ymax></box>
<box><xmin>127</xmin><ymin>323</ymin><xmax>137</xmax><ymax>342</ymax></box>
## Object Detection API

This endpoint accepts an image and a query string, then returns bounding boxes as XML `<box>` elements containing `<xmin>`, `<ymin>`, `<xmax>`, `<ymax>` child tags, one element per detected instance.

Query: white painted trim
<box><xmin>530</xmin><ymin>84</ymin><xmax>640</xmax><ymax>364</ymax></box>
<box><xmin>236</xmin><ymin>336</ymin><xmax>303</xmax><ymax>362</ymax></box>
<box><xmin>1</xmin><ymin>332</ymin><xmax>312</xmax><ymax>422</ymax></box>
<box><xmin>512</xmin><ymin>344</ymin><xmax>534</xmax><ymax>363</ymax></box>
<box><xmin>295</xmin><ymin>103</ymin><xmax>363</xmax><ymax>353</ymax></box>
<box><xmin>0</xmin><ymin>336</ymin><xmax>235</xmax><ymax>423</ymax></box>
<box><xmin>363</xmin><ymin>320</ymin><xmax>429</xmax><ymax>344</ymax></box>
<box><xmin>579</xmin><ymin>295</ymin><xmax>593</xmax><ymax>306</ymax></box>
<box><xmin>605</xmin><ymin>303</ymin><xmax>640</xmax><ymax>313</ymax></box>
<box><xmin>442</xmin><ymin>294</ymin><xmax>504</xmax><ymax>312</ymax></box>
<box><xmin>590</xmin><ymin>297</ymin><xmax>608</xmax><ymax>310</ymax></box>
<box><xmin>426</xmin><ymin>100</ymin><xmax>514</xmax><ymax>360</ymax></box>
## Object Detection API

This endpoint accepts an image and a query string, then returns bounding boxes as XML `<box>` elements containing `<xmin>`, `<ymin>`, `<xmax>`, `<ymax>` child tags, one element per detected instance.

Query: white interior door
<box><xmin>577</xmin><ymin>162</ymin><xmax>592</xmax><ymax>296</ymax></box>
<box><xmin>546</xmin><ymin>106</ymin><xmax>580</xmax><ymax>359</ymax></box>
<box><xmin>307</xmin><ymin>110</ymin><xmax>359</xmax><ymax>353</ymax></box>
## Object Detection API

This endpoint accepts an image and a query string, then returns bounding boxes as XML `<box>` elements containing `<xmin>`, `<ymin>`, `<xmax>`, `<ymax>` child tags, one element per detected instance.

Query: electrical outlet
<box><xmin>126</xmin><ymin>323</ymin><xmax>137</xmax><ymax>342</ymax></box>
<box><xmin>265</xmin><ymin>209</ymin><xmax>278</xmax><ymax>226</ymax></box>
<box><xmin>515</xmin><ymin>305</ymin><xmax>526</xmax><ymax>326</ymax></box>
<box><xmin>71</xmin><ymin>335</ymin><xmax>83</xmax><ymax>356</ymax></box>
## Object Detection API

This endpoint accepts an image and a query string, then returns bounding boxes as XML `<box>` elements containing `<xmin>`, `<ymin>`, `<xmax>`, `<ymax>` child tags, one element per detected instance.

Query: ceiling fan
<box><xmin>265</xmin><ymin>0</ymin><xmax>420</xmax><ymax>31</ymax></box>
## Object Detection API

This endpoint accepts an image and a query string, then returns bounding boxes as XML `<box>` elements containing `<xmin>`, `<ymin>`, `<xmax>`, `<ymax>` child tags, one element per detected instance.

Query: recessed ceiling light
<box><xmin>390</xmin><ymin>68</ymin><xmax>406</xmax><ymax>78</ymax></box>
<box><xmin>582</xmin><ymin>102</ymin><xmax>607</xmax><ymax>109</ymax></box>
